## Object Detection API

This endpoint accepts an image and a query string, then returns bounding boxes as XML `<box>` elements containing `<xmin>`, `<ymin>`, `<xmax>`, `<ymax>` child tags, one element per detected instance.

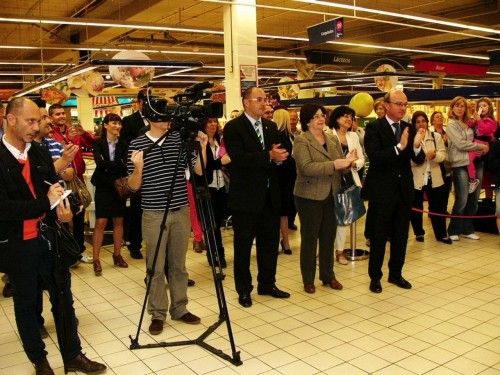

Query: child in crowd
<box><xmin>467</xmin><ymin>97</ymin><xmax>497</xmax><ymax>193</ymax></box>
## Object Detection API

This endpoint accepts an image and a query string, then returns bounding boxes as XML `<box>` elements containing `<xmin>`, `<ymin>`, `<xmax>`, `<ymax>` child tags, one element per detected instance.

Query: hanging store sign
<box><xmin>305</xmin><ymin>50</ymin><xmax>408</xmax><ymax>69</ymax></box>
<box><xmin>307</xmin><ymin>17</ymin><xmax>344</xmax><ymax>45</ymax></box>
<box><xmin>412</xmin><ymin>59</ymin><xmax>488</xmax><ymax>76</ymax></box>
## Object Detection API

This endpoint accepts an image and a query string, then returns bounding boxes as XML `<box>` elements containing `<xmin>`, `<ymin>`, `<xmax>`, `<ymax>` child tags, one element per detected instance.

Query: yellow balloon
<box><xmin>349</xmin><ymin>92</ymin><xmax>374</xmax><ymax>117</ymax></box>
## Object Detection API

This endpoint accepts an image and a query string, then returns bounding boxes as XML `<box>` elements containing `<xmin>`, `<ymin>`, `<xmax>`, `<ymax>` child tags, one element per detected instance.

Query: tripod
<box><xmin>129</xmin><ymin>129</ymin><xmax>242</xmax><ymax>366</ymax></box>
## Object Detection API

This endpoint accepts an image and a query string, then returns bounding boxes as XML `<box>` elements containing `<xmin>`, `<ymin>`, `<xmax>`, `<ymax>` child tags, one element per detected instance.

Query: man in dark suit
<box><xmin>364</xmin><ymin>90</ymin><xmax>425</xmax><ymax>293</ymax></box>
<box><xmin>223</xmin><ymin>86</ymin><xmax>290</xmax><ymax>308</ymax></box>
<box><xmin>120</xmin><ymin>90</ymin><xmax>149</xmax><ymax>259</ymax></box>
<box><xmin>0</xmin><ymin>98</ymin><xmax>106</xmax><ymax>375</ymax></box>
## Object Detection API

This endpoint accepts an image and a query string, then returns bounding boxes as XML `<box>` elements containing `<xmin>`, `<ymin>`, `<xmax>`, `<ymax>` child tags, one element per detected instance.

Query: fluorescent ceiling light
<box><xmin>203</xmin><ymin>0</ymin><xmax>499</xmax><ymax>42</ymax></box>
<box><xmin>0</xmin><ymin>61</ymin><xmax>71</xmax><ymax>66</ymax></box>
<box><xmin>0</xmin><ymin>72</ymin><xmax>56</xmax><ymax>76</ymax></box>
<box><xmin>259</xmin><ymin>34</ymin><xmax>489</xmax><ymax>61</ymax></box>
<box><xmin>0</xmin><ymin>14</ymin><xmax>493</xmax><ymax>62</ymax></box>
<box><xmin>293</xmin><ymin>0</ymin><xmax>499</xmax><ymax>35</ymax></box>
<box><xmin>0</xmin><ymin>16</ymin><xmax>224</xmax><ymax>35</ymax></box>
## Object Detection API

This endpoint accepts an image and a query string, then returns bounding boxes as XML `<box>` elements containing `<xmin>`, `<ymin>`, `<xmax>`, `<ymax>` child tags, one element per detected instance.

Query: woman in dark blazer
<box><xmin>293</xmin><ymin>104</ymin><xmax>358</xmax><ymax>294</ymax></box>
<box><xmin>91</xmin><ymin>113</ymin><xmax>128</xmax><ymax>275</ymax></box>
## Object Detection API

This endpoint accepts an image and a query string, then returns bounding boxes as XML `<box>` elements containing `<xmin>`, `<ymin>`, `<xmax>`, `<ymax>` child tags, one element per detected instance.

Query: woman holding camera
<box><xmin>91</xmin><ymin>113</ymin><xmax>129</xmax><ymax>275</ymax></box>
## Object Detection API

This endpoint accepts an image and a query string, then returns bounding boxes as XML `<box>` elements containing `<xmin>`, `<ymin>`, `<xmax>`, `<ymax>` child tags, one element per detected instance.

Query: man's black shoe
<box><xmin>369</xmin><ymin>280</ymin><xmax>382</xmax><ymax>293</ymax></box>
<box><xmin>35</xmin><ymin>357</ymin><xmax>54</xmax><ymax>375</ymax></box>
<box><xmin>65</xmin><ymin>353</ymin><xmax>107</xmax><ymax>374</ymax></box>
<box><xmin>2</xmin><ymin>282</ymin><xmax>13</xmax><ymax>298</ymax></box>
<box><xmin>130</xmin><ymin>250</ymin><xmax>143</xmax><ymax>259</ymax></box>
<box><xmin>288</xmin><ymin>223</ymin><xmax>298</xmax><ymax>231</ymax></box>
<box><xmin>187</xmin><ymin>279</ymin><xmax>195</xmax><ymax>287</ymax></box>
<box><xmin>238</xmin><ymin>293</ymin><xmax>252</xmax><ymax>308</ymax></box>
<box><xmin>39</xmin><ymin>325</ymin><xmax>49</xmax><ymax>339</ymax></box>
<box><xmin>388</xmin><ymin>276</ymin><xmax>412</xmax><ymax>289</ymax></box>
<box><xmin>257</xmin><ymin>286</ymin><xmax>290</xmax><ymax>298</ymax></box>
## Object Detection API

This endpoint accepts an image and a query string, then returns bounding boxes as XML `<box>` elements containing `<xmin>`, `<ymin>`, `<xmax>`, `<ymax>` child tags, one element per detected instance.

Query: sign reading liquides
<box><xmin>307</xmin><ymin>17</ymin><xmax>344</xmax><ymax>45</ymax></box>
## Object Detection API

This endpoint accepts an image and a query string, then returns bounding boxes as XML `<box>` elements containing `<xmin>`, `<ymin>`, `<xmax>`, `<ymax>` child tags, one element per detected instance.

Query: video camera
<box><xmin>142</xmin><ymin>81</ymin><xmax>223</xmax><ymax>140</ymax></box>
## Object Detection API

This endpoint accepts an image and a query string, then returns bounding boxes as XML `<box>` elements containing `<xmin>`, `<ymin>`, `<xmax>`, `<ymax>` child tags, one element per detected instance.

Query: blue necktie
<box><xmin>393</xmin><ymin>122</ymin><xmax>401</xmax><ymax>142</ymax></box>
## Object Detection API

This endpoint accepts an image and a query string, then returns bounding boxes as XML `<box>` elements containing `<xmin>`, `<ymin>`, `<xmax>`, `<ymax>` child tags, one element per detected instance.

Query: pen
<box><xmin>44</xmin><ymin>180</ymin><xmax>65</xmax><ymax>186</ymax></box>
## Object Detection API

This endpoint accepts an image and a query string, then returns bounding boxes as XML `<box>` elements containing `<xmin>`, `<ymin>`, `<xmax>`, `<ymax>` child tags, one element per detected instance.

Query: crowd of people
<box><xmin>0</xmin><ymin>89</ymin><xmax>499</xmax><ymax>374</ymax></box>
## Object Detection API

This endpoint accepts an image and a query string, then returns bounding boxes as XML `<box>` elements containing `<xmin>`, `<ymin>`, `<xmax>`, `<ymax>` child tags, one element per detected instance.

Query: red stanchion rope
<box><xmin>411</xmin><ymin>207</ymin><xmax>499</xmax><ymax>219</ymax></box>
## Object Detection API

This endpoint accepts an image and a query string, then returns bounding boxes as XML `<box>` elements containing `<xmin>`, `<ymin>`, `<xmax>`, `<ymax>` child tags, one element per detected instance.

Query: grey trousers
<box><xmin>142</xmin><ymin>207</ymin><xmax>191</xmax><ymax>321</ymax></box>
<box><xmin>295</xmin><ymin>195</ymin><xmax>337</xmax><ymax>285</ymax></box>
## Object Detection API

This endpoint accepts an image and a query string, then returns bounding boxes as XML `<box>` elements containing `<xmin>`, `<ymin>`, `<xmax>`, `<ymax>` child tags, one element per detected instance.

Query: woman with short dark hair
<box><xmin>91</xmin><ymin>113</ymin><xmax>129</xmax><ymax>275</ymax></box>
<box><xmin>293</xmin><ymin>104</ymin><xmax>358</xmax><ymax>294</ymax></box>
<box><xmin>409</xmin><ymin>111</ymin><xmax>451</xmax><ymax>244</ymax></box>
<box><xmin>328</xmin><ymin>106</ymin><xmax>365</xmax><ymax>264</ymax></box>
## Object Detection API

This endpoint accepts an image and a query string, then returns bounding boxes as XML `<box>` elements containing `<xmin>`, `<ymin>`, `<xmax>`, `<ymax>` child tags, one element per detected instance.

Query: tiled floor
<box><xmin>0</xmin><ymin>212</ymin><xmax>499</xmax><ymax>375</ymax></box>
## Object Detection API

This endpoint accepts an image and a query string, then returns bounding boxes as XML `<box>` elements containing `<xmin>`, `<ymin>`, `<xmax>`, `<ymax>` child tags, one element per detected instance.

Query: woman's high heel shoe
<box><xmin>280</xmin><ymin>240</ymin><xmax>292</xmax><ymax>255</ymax></box>
<box><xmin>113</xmin><ymin>254</ymin><xmax>128</xmax><ymax>268</ymax></box>
<box><xmin>93</xmin><ymin>260</ymin><xmax>102</xmax><ymax>276</ymax></box>
<box><xmin>336</xmin><ymin>250</ymin><xmax>348</xmax><ymax>265</ymax></box>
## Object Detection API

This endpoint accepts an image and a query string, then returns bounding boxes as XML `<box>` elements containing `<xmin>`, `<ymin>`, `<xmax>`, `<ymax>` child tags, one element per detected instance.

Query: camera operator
<box><xmin>127</xmin><ymin>108</ymin><xmax>208</xmax><ymax>335</ymax></box>
<box><xmin>0</xmin><ymin>98</ymin><xmax>106</xmax><ymax>375</ymax></box>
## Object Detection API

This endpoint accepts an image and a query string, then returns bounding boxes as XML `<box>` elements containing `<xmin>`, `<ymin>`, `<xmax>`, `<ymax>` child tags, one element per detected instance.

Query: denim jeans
<box><xmin>448</xmin><ymin>162</ymin><xmax>483</xmax><ymax>236</ymax></box>
<box><xmin>8</xmin><ymin>238</ymin><xmax>81</xmax><ymax>363</ymax></box>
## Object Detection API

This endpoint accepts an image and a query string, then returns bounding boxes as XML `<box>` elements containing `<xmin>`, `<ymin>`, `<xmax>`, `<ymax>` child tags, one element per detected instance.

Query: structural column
<box><xmin>223</xmin><ymin>0</ymin><xmax>258</xmax><ymax>116</ymax></box>
<box><xmin>77</xmin><ymin>96</ymin><xmax>95</xmax><ymax>131</ymax></box>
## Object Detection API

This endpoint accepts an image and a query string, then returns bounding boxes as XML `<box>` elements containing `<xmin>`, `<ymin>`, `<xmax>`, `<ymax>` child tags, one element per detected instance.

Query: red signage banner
<box><xmin>412</xmin><ymin>59</ymin><xmax>488</xmax><ymax>76</ymax></box>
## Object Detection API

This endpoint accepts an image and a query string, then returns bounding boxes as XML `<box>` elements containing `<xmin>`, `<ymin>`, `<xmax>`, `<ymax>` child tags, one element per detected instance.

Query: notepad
<box><xmin>50</xmin><ymin>190</ymin><xmax>72</xmax><ymax>210</ymax></box>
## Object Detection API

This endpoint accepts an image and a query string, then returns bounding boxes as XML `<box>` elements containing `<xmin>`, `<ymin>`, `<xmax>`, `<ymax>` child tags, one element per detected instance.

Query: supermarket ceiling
<box><xmin>0</xmin><ymin>0</ymin><xmax>499</xmax><ymax>98</ymax></box>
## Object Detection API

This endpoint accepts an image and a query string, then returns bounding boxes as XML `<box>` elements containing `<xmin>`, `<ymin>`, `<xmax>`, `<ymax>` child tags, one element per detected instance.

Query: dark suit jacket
<box><xmin>223</xmin><ymin>114</ymin><xmax>281</xmax><ymax>214</ymax></box>
<box><xmin>120</xmin><ymin>111</ymin><xmax>148</xmax><ymax>146</ymax></box>
<box><xmin>90</xmin><ymin>137</ymin><xmax>128</xmax><ymax>189</ymax></box>
<box><xmin>0</xmin><ymin>142</ymin><xmax>56</xmax><ymax>245</ymax></box>
<box><xmin>364</xmin><ymin>117</ymin><xmax>425</xmax><ymax>205</ymax></box>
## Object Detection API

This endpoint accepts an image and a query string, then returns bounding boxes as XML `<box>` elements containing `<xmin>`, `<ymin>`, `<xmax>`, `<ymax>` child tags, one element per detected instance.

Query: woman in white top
<box><xmin>328</xmin><ymin>106</ymin><xmax>365</xmax><ymax>265</ymax></box>
<box><xmin>200</xmin><ymin>117</ymin><xmax>231</xmax><ymax>268</ymax></box>
<box><xmin>409</xmin><ymin>111</ymin><xmax>451</xmax><ymax>244</ymax></box>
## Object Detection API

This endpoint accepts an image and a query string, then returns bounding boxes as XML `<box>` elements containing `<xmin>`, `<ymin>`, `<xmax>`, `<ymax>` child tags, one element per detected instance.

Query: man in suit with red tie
<box><xmin>223</xmin><ymin>86</ymin><xmax>290</xmax><ymax>307</ymax></box>
<box><xmin>364</xmin><ymin>90</ymin><xmax>425</xmax><ymax>293</ymax></box>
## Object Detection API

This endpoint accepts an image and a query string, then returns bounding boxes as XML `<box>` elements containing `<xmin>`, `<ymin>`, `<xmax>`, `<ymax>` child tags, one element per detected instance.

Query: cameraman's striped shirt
<box><xmin>127</xmin><ymin>131</ymin><xmax>197</xmax><ymax>211</ymax></box>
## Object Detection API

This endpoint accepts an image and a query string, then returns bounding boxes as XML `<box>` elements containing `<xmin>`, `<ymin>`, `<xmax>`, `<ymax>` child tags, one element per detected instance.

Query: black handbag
<box><xmin>39</xmin><ymin>220</ymin><xmax>81</xmax><ymax>268</ymax></box>
<box><xmin>334</xmin><ymin>184</ymin><xmax>366</xmax><ymax>226</ymax></box>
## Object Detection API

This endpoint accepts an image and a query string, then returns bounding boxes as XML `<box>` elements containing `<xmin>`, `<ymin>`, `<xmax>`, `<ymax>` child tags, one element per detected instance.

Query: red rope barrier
<box><xmin>411</xmin><ymin>207</ymin><xmax>499</xmax><ymax>219</ymax></box>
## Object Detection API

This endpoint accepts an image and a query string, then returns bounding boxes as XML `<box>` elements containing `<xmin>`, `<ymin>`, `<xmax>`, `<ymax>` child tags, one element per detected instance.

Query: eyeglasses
<box><xmin>388</xmin><ymin>101</ymin><xmax>409</xmax><ymax>107</ymax></box>
<box><xmin>313</xmin><ymin>113</ymin><xmax>326</xmax><ymax>120</ymax></box>
<box><xmin>247</xmin><ymin>97</ymin><xmax>266</xmax><ymax>103</ymax></box>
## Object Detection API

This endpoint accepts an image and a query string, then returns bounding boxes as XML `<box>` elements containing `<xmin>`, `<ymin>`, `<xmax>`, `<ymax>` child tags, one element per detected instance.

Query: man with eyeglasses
<box><xmin>364</xmin><ymin>90</ymin><xmax>425</xmax><ymax>294</ymax></box>
<box><xmin>223</xmin><ymin>86</ymin><xmax>290</xmax><ymax>308</ymax></box>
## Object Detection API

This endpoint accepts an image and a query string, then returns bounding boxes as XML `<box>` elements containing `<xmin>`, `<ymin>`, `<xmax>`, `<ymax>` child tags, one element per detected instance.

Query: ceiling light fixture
<box><xmin>293</xmin><ymin>0</ymin><xmax>499</xmax><ymax>35</ymax></box>
<box><xmin>0</xmin><ymin>16</ymin><xmax>224</xmax><ymax>35</ymax></box>
<box><xmin>258</xmin><ymin>34</ymin><xmax>489</xmax><ymax>61</ymax></box>
<box><xmin>0</xmin><ymin>15</ymin><xmax>492</xmax><ymax>63</ymax></box>
<box><xmin>202</xmin><ymin>0</ymin><xmax>499</xmax><ymax>41</ymax></box>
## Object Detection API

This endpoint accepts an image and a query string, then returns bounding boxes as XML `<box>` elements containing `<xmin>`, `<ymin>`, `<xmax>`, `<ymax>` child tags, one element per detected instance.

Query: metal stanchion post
<box><xmin>344</xmin><ymin>221</ymin><xmax>369</xmax><ymax>261</ymax></box>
